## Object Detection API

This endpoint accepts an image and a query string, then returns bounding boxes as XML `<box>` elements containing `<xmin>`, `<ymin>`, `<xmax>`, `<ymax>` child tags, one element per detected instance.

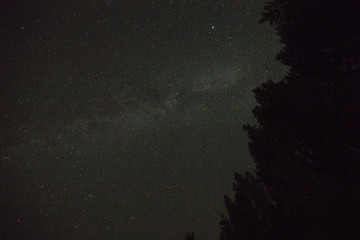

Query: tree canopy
<box><xmin>219</xmin><ymin>0</ymin><xmax>360</xmax><ymax>240</ymax></box>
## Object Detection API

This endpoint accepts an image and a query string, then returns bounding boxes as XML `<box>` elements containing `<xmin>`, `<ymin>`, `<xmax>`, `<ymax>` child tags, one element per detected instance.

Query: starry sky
<box><xmin>1</xmin><ymin>1</ymin><xmax>286</xmax><ymax>239</ymax></box>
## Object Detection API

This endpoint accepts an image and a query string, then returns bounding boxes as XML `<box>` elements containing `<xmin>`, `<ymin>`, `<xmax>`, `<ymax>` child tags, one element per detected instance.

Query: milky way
<box><xmin>1</xmin><ymin>1</ymin><xmax>286</xmax><ymax>239</ymax></box>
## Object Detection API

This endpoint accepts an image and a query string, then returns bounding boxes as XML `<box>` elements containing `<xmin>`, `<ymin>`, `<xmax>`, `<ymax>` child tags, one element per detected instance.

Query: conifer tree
<box><xmin>184</xmin><ymin>232</ymin><xmax>194</xmax><ymax>240</ymax></box>
<box><xmin>220</xmin><ymin>1</ymin><xmax>360</xmax><ymax>239</ymax></box>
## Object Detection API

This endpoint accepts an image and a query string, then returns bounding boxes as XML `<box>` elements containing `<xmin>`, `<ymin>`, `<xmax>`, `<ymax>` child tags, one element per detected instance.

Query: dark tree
<box><xmin>220</xmin><ymin>1</ymin><xmax>360</xmax><ymax>240</ymax></box>
<box><xmin>260</xmin><ymin>0</ymin><xmax>360</xmax><ymax>74</ymax></box>
<box><xmin>185</xmin><ymin>232</ymin><xmax>195</xmax><ymax>240</ymax></box>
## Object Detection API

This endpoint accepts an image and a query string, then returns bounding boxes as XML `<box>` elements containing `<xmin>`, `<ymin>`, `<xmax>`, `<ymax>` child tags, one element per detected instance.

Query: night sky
<box><xmin>1</xmin><ymin>1</ymin><xmax>286</xmax><ymax>239</ymax></box>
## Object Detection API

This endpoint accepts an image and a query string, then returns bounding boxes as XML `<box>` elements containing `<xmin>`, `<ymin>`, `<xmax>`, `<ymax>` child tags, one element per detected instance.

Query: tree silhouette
<box><xmin>220</xmin><ymin>1</ymin><xmax>360</xmax><ymax>240</ymax></box>
<box><xmin>185</xmin><ymin>232</ymin><xmax>194</xmax><ymax>240</ymax></box>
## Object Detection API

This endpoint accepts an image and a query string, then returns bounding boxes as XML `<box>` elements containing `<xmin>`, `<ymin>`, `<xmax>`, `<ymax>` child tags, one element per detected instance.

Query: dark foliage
<box><xmin>260</xmin><ymin>0</ymin><xmax>360</xmax><ymax>74</ymax></box>
<box><xmin>220</xmin><ymin>0</ymin><xmax>360</xmax><ymax>240</ymax></box>
<box><xmin>185</xmin><ymin>232</ymin><xmax>195</xmax><ymax>240</ymax></box>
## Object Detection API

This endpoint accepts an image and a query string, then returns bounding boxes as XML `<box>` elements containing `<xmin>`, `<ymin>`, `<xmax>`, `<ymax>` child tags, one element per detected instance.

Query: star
<box><xmin>2</xmin><ymin>1</ymin><xmax>286</xmax><ymax>240</ymax></box>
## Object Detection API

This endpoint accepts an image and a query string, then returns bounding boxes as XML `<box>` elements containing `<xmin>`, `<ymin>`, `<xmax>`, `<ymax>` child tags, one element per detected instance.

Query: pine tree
<box><xmin>220</xmin><ymin>1</ymin><xmax>360</xmax><ymax>239</ymax></box>
<box><xmin>185</xmin><ymin>232</ymin><xmax>195</xmax><ymax>240</ymax></box>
